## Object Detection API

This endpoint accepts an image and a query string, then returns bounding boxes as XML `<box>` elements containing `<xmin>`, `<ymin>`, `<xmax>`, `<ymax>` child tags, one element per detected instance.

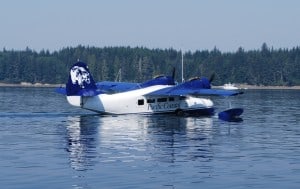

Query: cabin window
<box><xmin>138</xmin><ymin>99</ymin><xmax>144</xmax><ymax>105</ymax></box>
<box><xmin>147</xmin><ymin>99</ymin><xmax>155</xmax><ymax>103</ymax></box>
<box><xmin>169</xmin><ymin>97</ymin><xmax>175</xmax><ymax>101</ymax></box>
<box><xmin>157</xmin><ymin>98</ymin><xmax>167</xmax><ymax>102</ymax></box>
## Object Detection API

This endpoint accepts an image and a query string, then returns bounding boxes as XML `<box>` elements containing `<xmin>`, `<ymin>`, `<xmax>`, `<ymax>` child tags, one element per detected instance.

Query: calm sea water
<box><xmin>0</xmin><ymin>87</ymin><xmax>300</xmax><ymax>189</ymax></box>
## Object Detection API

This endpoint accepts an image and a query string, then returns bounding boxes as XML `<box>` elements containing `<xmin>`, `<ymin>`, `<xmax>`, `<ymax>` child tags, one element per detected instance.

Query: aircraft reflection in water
<box><xmin>65</xmin><ymin>114</ymin><xmax>214</xmax><ymax>171</ymax></box>
<box><xmin>65</xmin><ymin>115</ymin><xmax>99</xmax><ymax>171</ymax></box>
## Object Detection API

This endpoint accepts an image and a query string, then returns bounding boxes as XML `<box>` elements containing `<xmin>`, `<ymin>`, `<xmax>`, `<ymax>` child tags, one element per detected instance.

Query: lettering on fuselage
<box><xmin>148</xmin><ymin>102</ymin><xmax>180</xmax><ymax>111</ymax></box>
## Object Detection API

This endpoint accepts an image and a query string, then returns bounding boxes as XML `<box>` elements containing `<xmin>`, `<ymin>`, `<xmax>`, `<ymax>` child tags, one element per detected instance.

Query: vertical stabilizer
<box><xmin>66</xmin><ymin>62</ymin><xmax>97</xmax><ymax>96</ymax></box>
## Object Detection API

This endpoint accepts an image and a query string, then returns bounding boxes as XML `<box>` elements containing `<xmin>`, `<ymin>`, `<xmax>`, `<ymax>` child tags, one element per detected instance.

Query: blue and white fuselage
<box><xmin>67</xmin><ymin>84</ymin><xmax>214</xmax><ymax>115</ymax></box>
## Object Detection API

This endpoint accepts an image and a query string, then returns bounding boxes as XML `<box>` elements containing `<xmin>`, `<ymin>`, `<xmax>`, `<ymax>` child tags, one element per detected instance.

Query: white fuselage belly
<box><xmin>67</xmin><ymin>85</ymin><xmax>214</xmax><ymax>114</ymax></box>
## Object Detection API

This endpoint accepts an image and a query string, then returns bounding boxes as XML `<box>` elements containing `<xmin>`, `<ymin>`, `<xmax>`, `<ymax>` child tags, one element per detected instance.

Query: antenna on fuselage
<box><xmin>181</xmin><ymin>50</ymin><xmax>184</xmax><ymax>83</ymax></box>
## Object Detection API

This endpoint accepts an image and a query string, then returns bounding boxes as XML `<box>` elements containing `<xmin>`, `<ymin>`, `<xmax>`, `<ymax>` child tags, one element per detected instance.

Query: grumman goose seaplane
<box><xmin>56</xmin><ymin>61</ymin><xmax>244</xmax><ymax>121</ymax></box>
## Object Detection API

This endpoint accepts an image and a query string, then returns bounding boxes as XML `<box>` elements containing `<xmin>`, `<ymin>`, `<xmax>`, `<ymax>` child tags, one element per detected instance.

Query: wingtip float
<box><xmin>56</xmin><ymin>61</ymin><xmax>244</xmax><ymax>121</ymax></box>
<box><xmin>218</xmin><ymin>108</ymin><xmax>244</xmax><ymax>122</ymax></box>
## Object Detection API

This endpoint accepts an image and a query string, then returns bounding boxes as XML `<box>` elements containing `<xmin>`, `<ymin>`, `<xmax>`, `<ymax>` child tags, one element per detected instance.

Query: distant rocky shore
<box><xmin>1</xmin><ymin>82</ymin><xmax>300</xmax><ymax>90</ymax></box>
<box><xmin>0</xmin><ymin>82</ymin><xmax>63</xmax><ymax>88</ymax></box>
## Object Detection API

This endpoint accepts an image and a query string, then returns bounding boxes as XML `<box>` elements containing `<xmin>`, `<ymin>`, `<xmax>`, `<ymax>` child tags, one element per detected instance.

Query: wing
<box><xmin>144</xmin><ymin>77</ymin><xmax>243</xmax><ymax>97</ymax></box>
<box><xmin>145</xmin><ymin>87</ymin><xmax>243</xmax><ymax>97</ymax></box>
<box><xmin>96</xmin><ymin>75</ymin><xmax>175</xmax><ymax>93</ymax></box>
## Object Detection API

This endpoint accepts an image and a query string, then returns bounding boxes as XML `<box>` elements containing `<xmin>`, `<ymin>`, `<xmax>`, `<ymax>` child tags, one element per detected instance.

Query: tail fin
<box><xmin>66</xmin><ymin>61</ymin><xmax>98</xmax><ymax>96</ymax></box>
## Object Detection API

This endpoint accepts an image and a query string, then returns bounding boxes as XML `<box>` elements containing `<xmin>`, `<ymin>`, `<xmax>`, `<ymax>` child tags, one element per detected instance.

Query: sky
<box><xmin>1</xmin><ymin>0</ymin><xmax>300</xmax><ymax>52</ymax></box>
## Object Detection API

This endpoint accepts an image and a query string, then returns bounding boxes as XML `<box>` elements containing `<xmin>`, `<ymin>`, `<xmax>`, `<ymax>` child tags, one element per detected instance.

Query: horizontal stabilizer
<box><xmin>55</xmin><ymin>87</ymin><xmax>102</xmax><ymax>96</ymax></box>
<box><xmin>76</xmin><ymin>89</ymin><xmax>103</xmax><ymax>96</ymax></box>
<box><xmin>55</xmin><ymin>87</ymin><xmax>66</xmax><ymax>95</ymax></box>
<box><xmin>96</xmin><ymin>81</ymin><xmax>140</xmax><ymax>93</ymax></box>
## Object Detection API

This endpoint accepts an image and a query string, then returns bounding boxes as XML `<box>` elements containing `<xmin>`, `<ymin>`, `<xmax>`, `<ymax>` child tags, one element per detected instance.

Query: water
<box><xmin>0</xmin><ymin>87</ymin><xmax>300</xmax><ymax>189</ymax></box>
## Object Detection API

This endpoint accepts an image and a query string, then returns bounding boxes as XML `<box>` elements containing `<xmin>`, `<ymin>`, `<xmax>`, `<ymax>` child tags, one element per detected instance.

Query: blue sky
<box><xmin>1</xmin><ymin>0</ymin><xmax>300</xmax><ymax>52</ymax></box>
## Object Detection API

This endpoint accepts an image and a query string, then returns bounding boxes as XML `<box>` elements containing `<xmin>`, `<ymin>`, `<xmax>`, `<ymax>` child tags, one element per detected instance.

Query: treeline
<box><xmin>0</xmin><ymin>43</ymin><xmax>300</xmax><ymax>86</ymax></box>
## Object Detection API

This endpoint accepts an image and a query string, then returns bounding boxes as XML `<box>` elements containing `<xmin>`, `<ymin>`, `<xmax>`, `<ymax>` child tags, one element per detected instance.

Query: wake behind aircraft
<box><xmin>56</xmin><ymin>61</ymin><xmax>244</xmax><ymax>121</ymax></box>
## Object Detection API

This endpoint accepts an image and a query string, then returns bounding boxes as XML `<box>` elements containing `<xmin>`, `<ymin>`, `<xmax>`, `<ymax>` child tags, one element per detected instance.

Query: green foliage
<box><xmin>0</xmin><ymin>45</ymin><xmax>300</xmax><ymax>86</ymax></box>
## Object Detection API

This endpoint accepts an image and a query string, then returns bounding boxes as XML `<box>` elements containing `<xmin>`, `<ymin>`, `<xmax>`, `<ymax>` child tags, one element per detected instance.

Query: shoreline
<box><xmin>0</xmin><ymin>82</ymin><xmax>300</xmax><ymax>90</ymax></box>
<box><xmin>0</xmin><ymin>82</ymin><xmax>64</xmax><ymax>88</ymax></box>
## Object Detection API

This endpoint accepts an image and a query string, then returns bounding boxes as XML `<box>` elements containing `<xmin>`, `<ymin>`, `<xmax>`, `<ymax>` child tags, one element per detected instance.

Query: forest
<box><xmin>0</xmin><ymin>43</ymin><xmax>300</xmax><ymax>86</ymax></box>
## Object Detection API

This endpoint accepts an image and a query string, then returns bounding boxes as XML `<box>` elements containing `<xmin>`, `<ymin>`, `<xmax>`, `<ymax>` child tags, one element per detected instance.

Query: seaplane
<box><xmin>56</xmin><ymin>61</ymin><xmax>244</xmax><ymax>121</ymax></box>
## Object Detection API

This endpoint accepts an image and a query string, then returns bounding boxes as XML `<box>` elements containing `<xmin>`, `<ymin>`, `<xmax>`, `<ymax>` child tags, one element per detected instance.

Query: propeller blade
<box><xmin>209</xmin><ymin>73</ymin><xmax>215</xmax><ymax>83</ymax></box>
<box><xmin>172</xmin><ymin>67</ymin><xmax>176</xmax><ymax>79</ymax></box>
